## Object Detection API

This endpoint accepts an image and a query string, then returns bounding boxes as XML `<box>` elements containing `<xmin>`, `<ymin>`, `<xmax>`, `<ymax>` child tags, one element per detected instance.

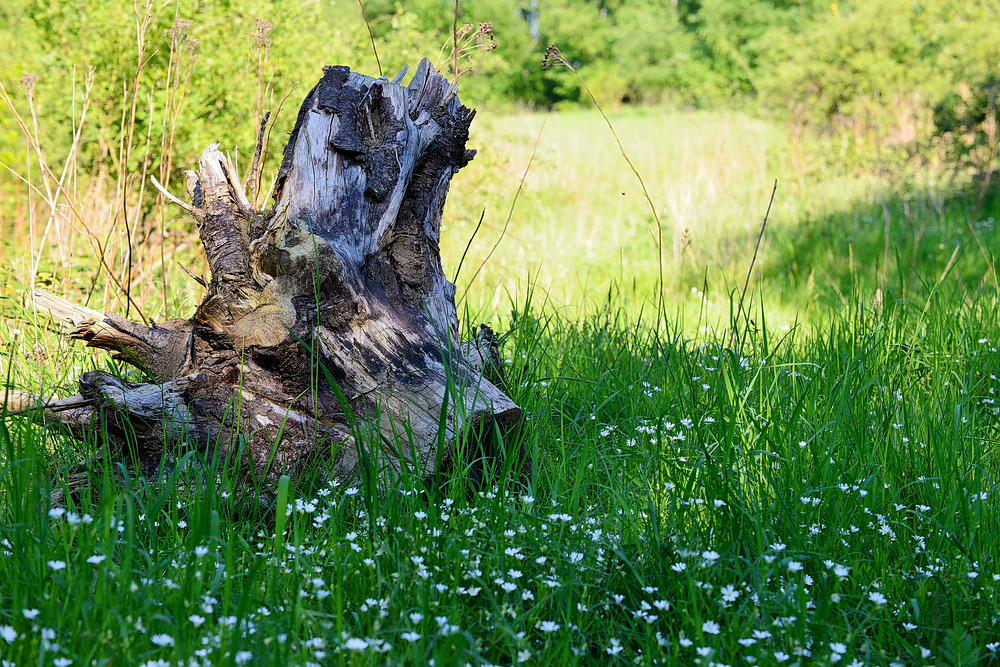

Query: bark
<box><xmin>26</xmin><ymin>59</ymin><xmax>524</xmax><ymax>487</ymax></box>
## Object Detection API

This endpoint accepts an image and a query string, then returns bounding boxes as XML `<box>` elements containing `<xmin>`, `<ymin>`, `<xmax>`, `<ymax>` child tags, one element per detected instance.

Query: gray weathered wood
<box><xmin>28</xmin><ymin>59</ymin><xmax>523</xmax><ymax>486</ymax></box>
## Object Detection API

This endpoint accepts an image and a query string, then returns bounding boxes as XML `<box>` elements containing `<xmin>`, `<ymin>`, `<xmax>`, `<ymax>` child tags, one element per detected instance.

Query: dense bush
<box><xmin>1</xmin><ymin>0</ymin><xmax>997</xmax><ymax>183</ymax></box>
<box><xmin>0</xmin><ymin>1</ymin><xmax>366</xmax><ymax>176</ymax></box>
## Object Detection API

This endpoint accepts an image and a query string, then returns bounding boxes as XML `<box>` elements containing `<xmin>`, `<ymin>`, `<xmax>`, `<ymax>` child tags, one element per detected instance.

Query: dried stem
<box><xmin>245</xmin><ymin>111</ymin><xmax>270</xmax><ymax>206</ymax></box>
<box><xmin>542</xmin><ymin>45</ymin><xmax>666</xmax><ymax>322</ymax></box>
<box><xmin>453</xmin><ymin>0</ymin><xmax>460</xmax><ymax>82</ymax></box>
<box><xmin>459</xmin><ymin>122</ymin><xmax>544</xmax><ymax>306</ymax></box>
<box><xmin>454</xmin><ymin>208</ymin><xmax>486</xmax><ymax>284</ymax></box>
<box><xmin>728</xmin><ymin>180</ymin><xmax>777</xmax><ymax>351</ymax></box>
<box><xmin>436</xmin><ymin>21</ymin><xmax>496</xmax><ymax>79</ymax></box>
<box><xmin>0</xmin><ymin>78</ymin><xmax>148</xmax><ymax>323</ymax></box>
<box><xmin>357</xmin><ymin>0</ymin><xmax>382</xmax><ymax>77</ymax></box>
<box><xmin>149</xmin><ymin>175</ymin><xmax>195</xmax><ymax>214</ymax></box>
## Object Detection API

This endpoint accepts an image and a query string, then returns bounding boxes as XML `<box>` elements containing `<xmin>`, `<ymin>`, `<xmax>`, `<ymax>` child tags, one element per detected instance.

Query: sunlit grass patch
<box><xmin>2</xmin><ymin>281</ymin><xmax>1000</xmax><ymax>665</ymax></box>
<box><xmin>445</xmin><ymin>107</ymin><xmax>1000</xmax><ymax>330</ymax></box>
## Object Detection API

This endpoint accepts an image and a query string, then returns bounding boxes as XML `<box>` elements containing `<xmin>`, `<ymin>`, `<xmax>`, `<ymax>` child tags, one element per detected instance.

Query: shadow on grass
<box><xmin>752</xmin><ymin>180</ymin><xmax>1000</xmax><ymax>317</ymax></box>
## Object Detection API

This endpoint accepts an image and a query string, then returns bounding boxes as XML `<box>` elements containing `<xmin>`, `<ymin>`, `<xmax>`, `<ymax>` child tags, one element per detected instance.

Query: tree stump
<box><xmin>26</xmin><ymin>59</ymin><xmax>523</xmax><ymax>486</ymax></box>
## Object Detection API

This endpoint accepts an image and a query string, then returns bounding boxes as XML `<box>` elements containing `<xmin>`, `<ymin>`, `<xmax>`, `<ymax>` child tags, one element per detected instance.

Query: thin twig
<box><xmin>453</xmin><ymin>0</ymin><xmax>461</xmax><ymax>81</ymax></box>
<box><xmin>0</xmin><ymin>79</ymin><xmax>148</xmax><ymax>323</ymax></box>
<box><xmin>150</xmin><ymin>175</ymin><xmax>195</xmax><ymax>214</ymax></box>
<box><xmin>118</xmin><ymin>0</ymin><xmax>159</xmax><ymax>321</ymax></box>
<box><xmin>975</xmin><ymin>86</ymin><xmax>997</xmax><ymax>211</ymax></box>
<box><xmin>542</xmin><ymin>45</ymin><xmax>666</xmax><ymax>321</ymax></box>
<box><xmin>178</xmin><ymin>262</ymin><xmax>207</xmax><ymax>288</ymax></box>
<box><xmin>454</xmin><ymin>208</ymin><xmax>486</xmax><ymax>283</ymax></box>
<box><xmin>357</xmin><ymin>0</ymin><xmax>382</xmax><ymax>77</ymax></box>
<box><xmin>245</xmin><ymin>111</ymin><xmax>270</xmax><ymax>206</ymax></box>
<box><xmin>729</xmin><ymin>180</ymin><xmax>777</xmax><ymax>350</ymax></box>
<box><xmin>259</xmin><ymin>85</ymin><xmax>295</xmax><ymax>204</ymax></box>
<box><xmin>459</xmin><ymin>122</ymin><xmax>544</xmax><ymax>306</ymax></box>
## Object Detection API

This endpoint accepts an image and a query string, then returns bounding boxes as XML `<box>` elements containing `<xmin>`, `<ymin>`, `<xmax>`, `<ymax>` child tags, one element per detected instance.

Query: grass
<box><xmin>445</xmin><ymin>107</ymin><xmax>999</xmax><ymax>328</ymax></box>
<box><xmin>445</xmin><ymin>107</ymin><xmax>789</xmax><ymax>321</ymax></box>
<box><xmin>4</xmin><ymin>284</ymin><xmax>1000</xmax><ymax>665</ymax></box>
<box><xmin>3</xmin><ymin>50</ymin><xmax>1000</xmax><ymax>667</ymax></box>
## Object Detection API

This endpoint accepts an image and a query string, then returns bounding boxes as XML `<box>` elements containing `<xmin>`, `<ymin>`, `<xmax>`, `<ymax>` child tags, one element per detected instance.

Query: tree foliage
<box><xmin>1</xmin><ymin>0</ymin><xmax>997</xmax><ymax>178</ymax></box>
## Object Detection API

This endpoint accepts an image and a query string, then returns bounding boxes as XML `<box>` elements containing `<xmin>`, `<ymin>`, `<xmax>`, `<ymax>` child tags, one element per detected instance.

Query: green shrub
<box><xmin>934</xmin><ymin>77</ymin><xmax>1000</xmax><ymax>177</ymax></box>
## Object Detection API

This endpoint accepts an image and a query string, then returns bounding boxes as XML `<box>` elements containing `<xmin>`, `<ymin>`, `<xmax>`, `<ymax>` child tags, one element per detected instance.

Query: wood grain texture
<box><xmin>31</xmin><ymin>59</ymin><xmax>524</xmax><ymax>487</ymax></box>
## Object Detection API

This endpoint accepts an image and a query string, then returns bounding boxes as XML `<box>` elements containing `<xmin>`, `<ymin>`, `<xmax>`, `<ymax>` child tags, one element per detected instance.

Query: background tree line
<box><xmin>1</xmin><ymin>0</ymin><xmax>997</xmax><ymax>187</ymax></box>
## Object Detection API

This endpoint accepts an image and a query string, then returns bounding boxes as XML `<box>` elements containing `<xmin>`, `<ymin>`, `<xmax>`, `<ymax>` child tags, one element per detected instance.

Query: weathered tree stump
<box><xmin>25</xmin><ymin>59</ymin><xmax>523</xmax><ymax>485</ymax></box>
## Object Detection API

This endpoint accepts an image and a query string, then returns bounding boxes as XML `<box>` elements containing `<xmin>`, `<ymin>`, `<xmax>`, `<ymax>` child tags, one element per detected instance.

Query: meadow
<box><xmin>3</xmin><ymin>56</ymin><xmax>1000</xmax><ymax>667</ymax></box>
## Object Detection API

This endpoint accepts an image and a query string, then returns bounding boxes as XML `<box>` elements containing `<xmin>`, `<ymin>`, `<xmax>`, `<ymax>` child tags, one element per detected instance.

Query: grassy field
<box><xmin>445</xmin><ymin>106</ymin><xmax>998</xmax><ymax>328</ymax></box>
<box><xmin>3</xmin><ymin>97</ymin><xmax>1000</xmax><ymax>666</ymax></box>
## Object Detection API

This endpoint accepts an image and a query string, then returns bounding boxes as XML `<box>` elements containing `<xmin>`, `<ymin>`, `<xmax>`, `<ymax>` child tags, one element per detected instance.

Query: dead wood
<box><xmin>25</xmin><ymin>59</ymin><xmax>524</xmax><ymax>488</ymax></box>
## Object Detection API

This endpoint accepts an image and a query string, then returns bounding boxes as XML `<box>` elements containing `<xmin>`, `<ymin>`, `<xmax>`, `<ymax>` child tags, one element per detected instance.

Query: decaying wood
<box><xmin>26</xmin><ymin>59</ymin><xmax>524</xmax><ymax>487</ymax></box>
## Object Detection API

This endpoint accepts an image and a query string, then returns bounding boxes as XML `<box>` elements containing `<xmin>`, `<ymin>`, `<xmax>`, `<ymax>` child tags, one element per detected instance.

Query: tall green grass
<box><xmin>4</xmin><ymin>273</ymin><xmax>1000</xmax><ymax>664</ymax></box>
<box><xmin>2</xmin><ymin>37</ymin><xmax>1000</xmax><ymax>667</ymax></box>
